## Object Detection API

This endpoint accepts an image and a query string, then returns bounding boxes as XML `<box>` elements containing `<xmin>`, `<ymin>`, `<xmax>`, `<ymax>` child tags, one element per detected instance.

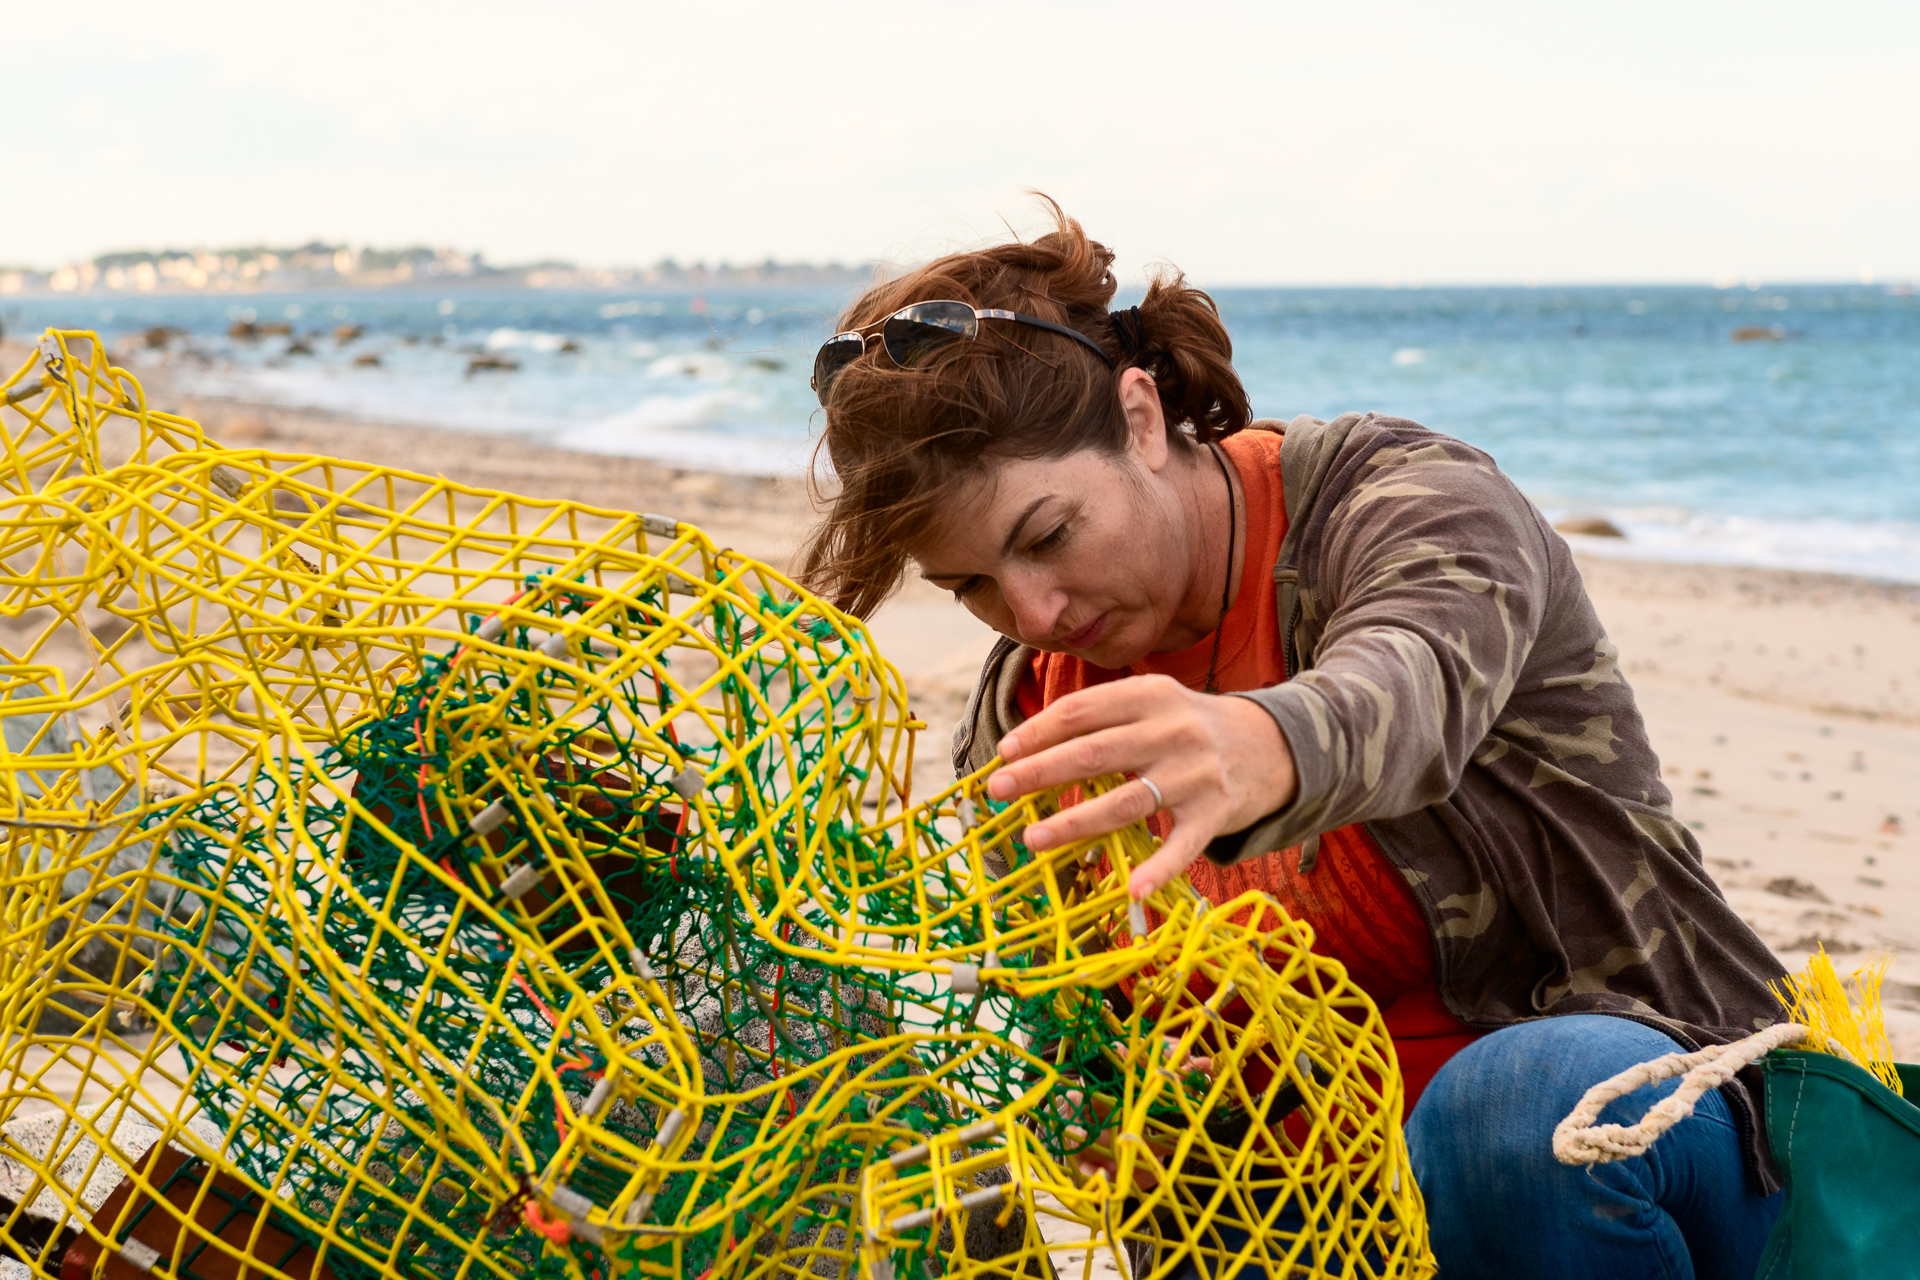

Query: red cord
<box><xmin>411</xmin><ymin>717</ymin><xmax>436</xmax><ymax>839</ymax></box>
<box><xmin>505</xmin><ymin>963</ymin><xmax>599</xmax><ymax>1143</ymax></box>
<box><xmin>512</xmin><ymin>967</ymin><xmax>564</xmax><ymax>1032</ymax></box>
<box><xmin>771</xmin><ymin>921</ymin><xmax>797</xmax><ymax>1119</ymax></box>
<box><xmin>523</xmin><ymin>1200</ymin><xmax>571</xmax><ymax>1245</ymax></box>
<box><xmin>549</xmin><ymin>1054</ymin><xmax>598</xmax><ymax>1141</ymax></box>
<box><xmin>667</xmin><ymin>799</ymin><xmax>691</xmax><ymax>881</ymax></box>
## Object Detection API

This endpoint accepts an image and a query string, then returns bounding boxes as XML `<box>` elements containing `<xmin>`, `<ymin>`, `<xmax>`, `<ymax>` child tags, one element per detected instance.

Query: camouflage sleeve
<box><xmin>1213</xmin><ymin>441</ymin><xmax>1552</xmax><ymax>864</ymax></box>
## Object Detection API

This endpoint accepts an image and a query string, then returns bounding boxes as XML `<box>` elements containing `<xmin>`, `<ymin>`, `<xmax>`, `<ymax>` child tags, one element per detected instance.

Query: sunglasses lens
<box><xmin>882</xmin><ymin>301</ymin><xmax>977</xmax><ymax>368</ymax></box>
<box><xmin>811</xmin><ymin>333</ymin><xmax>866</xmax><ymax>403</ymax></box>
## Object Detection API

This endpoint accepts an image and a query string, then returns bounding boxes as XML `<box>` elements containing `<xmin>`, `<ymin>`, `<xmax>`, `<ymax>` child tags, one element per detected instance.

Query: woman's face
<box><xmin>912</xmin><ymin>386</ymin><xmax>1196</xmax><ymax>668</ymax></box>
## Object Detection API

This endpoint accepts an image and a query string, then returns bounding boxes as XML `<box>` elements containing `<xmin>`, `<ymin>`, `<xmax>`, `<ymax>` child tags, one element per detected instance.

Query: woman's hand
<box><xmin>985</xmin><ymin>674</ymin><xmax>1298</xmax><ymax>899</ymax></box>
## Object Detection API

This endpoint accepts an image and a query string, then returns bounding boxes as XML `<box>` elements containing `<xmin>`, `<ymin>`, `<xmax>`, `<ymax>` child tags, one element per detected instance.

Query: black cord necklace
<box><xmin>1203</xmin><ymin>442</ymin><xmax>1237</xmax><ymax>694</ymax></box>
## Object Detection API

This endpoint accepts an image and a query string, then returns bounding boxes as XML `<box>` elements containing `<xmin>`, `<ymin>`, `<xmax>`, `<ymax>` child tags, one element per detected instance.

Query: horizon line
<box><xmin>3</xmin><ymin>276</ymin><xmax>1914</xmax><ymax>302</ymax></box>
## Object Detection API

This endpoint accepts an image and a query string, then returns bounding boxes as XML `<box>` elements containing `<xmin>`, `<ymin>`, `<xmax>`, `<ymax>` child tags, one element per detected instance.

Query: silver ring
<box><xmin>1137</xmin><ymin>775</ymin><xmax>1166</xmax><ymax>811</ymax></box>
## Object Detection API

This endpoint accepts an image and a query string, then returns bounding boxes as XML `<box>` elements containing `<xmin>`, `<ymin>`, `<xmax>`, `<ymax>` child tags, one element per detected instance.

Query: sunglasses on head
<box><xmin>810</xmin><ymin>300</ymin><xmax>1115</xmax><ymax>405</ymax></box>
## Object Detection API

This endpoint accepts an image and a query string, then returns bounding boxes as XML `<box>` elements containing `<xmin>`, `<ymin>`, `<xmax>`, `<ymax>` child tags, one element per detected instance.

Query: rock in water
<box><xmin>1554</xmin><ymin>516</ymin><xmax>1627</xmax><ymax>538</ymax></box>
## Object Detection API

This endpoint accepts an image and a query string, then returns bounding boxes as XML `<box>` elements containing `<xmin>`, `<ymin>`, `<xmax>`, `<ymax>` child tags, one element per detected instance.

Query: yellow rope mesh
<box><xmin>0</xmin><ymin>331</ymin><xmax>1434</xmax><ymax>1280</ymax></box>
<box><xmin>1770</xmin><ymin>948</ymin><xmax>1903</xmax><ymax>1096</ymax></box>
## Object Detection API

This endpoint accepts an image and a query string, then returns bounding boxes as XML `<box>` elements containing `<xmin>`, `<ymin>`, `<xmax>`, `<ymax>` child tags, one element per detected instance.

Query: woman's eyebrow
<box><xmin>1000</xmin><ymin>495</ymin><xmax>1055</xmax><ymax>556</ymax></box>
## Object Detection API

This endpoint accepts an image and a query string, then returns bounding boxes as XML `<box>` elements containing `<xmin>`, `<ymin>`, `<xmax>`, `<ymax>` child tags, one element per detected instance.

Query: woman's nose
<box><xmin>1001</xmin><ymin>579</ymin><xmax>1067</xmax><ymax>646</ymax></box>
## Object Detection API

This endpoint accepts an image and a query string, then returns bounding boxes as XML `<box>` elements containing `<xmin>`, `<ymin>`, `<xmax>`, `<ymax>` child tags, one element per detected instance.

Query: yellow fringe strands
<box><xmin>1770</xmin><ymin>947</ymin><xmax>1903</xmax><ymax>1097</ymax></box>
<box><xmin>0</xmin><ymin>332</ymin><xmax>1434</xmax><ymax>1279</ymax></box>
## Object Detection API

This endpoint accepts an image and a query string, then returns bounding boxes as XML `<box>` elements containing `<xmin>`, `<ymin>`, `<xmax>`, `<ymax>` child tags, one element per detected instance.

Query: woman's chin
<box><xmin>1074</xmin><ymin>625</ymin><xmax>1151</xmax><ymax>670</ymax></box>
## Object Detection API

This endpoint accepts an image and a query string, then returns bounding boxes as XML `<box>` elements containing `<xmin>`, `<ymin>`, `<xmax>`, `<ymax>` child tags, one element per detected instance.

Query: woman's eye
<box><xmin>1028</xmin><ymin>525</ymin><xmax>1068</xmax><ymax>554</ymax></box>
<box><xmin>952</xmin><ymin>576</ymin><xmax>984</xmax><ymax>600</ymax></box>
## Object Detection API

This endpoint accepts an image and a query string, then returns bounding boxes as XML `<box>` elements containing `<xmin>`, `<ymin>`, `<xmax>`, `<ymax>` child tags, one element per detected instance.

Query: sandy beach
<box><xmin>11</xmin><ymin>342</ymin><xmax>1920</xmax><ymax>1054</ymax></box>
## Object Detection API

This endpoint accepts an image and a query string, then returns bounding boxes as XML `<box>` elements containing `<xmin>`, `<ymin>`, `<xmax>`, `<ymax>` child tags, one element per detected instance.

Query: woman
<box><xmin>800</xmin><ymin>204</ymin><xmax>1788</xmax><ymax>1279</ymax></box>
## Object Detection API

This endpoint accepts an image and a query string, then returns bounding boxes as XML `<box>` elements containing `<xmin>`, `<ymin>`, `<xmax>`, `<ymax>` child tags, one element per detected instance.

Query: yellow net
<box><xmin>1770</xmin><ymin>948</ymin><xmax>1903</xmax><ymax>1096</ymax></box>
<box><xmin>0</xmin><ymin>331</ymin><xmax>1433</xmax><ymax>1279</ymax></box>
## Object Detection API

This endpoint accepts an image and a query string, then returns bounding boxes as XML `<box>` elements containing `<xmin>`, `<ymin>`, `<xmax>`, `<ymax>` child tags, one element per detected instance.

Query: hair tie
<box><xmin>1108</xmin><ymin>306</ymin><xmax>1146</xmax><ymax>357</ymax></box>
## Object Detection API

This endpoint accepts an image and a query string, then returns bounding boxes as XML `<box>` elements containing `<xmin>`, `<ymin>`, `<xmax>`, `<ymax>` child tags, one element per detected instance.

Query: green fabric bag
<box><xmin>1756</xmin><ymin>1051</ymin><xmax>1920</xmax><ymax>1279</ymax></box>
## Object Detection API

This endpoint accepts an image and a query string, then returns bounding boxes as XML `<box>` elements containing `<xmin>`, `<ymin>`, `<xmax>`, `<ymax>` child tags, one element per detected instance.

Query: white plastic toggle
<box><xmin>548</xmin><ymin>1182</ymin><xmax>594</xmax><ymax>1219</ymax></box>
<box><xmin>117</xmin><ymin>1239</ymin><xmax>161</xmax><ymax>1272</ymax></box>
<box><xmin>540</xmin><ymin>631</ymin><xmax>571</xmax><ymax>659</ymax></box>
<box><xmin>949</xmin><ymin>964</ymin><xmax>981</xmax><ymax>996</ymax></box>
<box><xmin>500</xmin><ymin>864</ymin><xmax>541</xmax><ymax>899</ymax></box>
<box><xmin>629</xmin><ymin>947</ymin><xmax>658</xmax><ymax>981</ymax></box>
<box><xmin>641</xmin><ymin>513</ymin><xmax>678</xmax><ymax>537</ymax></box>
<box><xmin>654</xmin><ymin>1106</ymin><xmax>687</xmax><ymax>1150</ymax></box>
<box><xmin>474</xmin><ymin>613</ymin><xmax>508</xmax><ymax>643</ymax></box>
<box><xmin>669</xmin><ymin>765</ymin><xmax>705</xmax><ymax>800</ymax></box>
<box><xmin>1128</xmin><ymin>900</ymin><xmax>1149</xmax><ymax>943</ymax></box>
<box><xmin>582</xmin><ymin>1076</ymin><xmax>615</xmax><ymax>1120</ymax></box>
<box><xmin>469</xmin><ymin>799</ymin><xmax>510</xmax><ymax>836</ymax></box>
<box><xmin>955</xmin><ymin>1118</ymin><xmax>1001</xmax><ymax>1146</ymax></box>
<box><xmin>888</xmin><ymin>1206</ymin><xmax>935</xmax><ymax>1232</ymax></box>
<box><xmin>955</xmin><ymin>1184</ymin><xmax>1009</xmax><ymax>1213</ymax></box>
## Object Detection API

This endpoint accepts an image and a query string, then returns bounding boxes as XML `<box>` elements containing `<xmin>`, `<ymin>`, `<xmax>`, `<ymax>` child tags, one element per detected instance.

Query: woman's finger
<box><xmin>997</xmin><ymin>675</ymin><xmax>1186</xmax><ymax>764</ymax></box>
<box><xmin>1023</xmin><ymin>776</ymin><xmax>1167</xmax><ymax>850</ymax></box>
<box><xmin>1127</xmin><ymin>825</ymin><xmax>1211</xmax><ymax>900</ymax></box>
<box><xmin>987</xmin><ymin>719</ymin><xmax>1169</xmax><ymax>801</ymax></box>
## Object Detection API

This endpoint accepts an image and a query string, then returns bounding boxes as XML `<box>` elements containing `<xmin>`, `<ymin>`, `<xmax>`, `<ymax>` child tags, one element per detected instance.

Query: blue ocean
<box><xmin>7</xmin><ymin>282</ymin><xmax>1918</xmax><ymax>580</ymax></box>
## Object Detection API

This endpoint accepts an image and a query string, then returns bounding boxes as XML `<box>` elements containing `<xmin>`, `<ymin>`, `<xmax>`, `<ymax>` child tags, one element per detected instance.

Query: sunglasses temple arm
<box><xmin>979</xmin><ymin>311</ymin><xmax>1115</xmax><ymax>368</ymax></box>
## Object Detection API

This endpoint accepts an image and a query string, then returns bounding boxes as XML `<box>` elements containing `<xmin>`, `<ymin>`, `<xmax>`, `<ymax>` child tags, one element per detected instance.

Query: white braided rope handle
<box><xmin>1552</xmin><ymin>1022</ymin><xmax>1846</xmax><ymax>1165</ymax></box>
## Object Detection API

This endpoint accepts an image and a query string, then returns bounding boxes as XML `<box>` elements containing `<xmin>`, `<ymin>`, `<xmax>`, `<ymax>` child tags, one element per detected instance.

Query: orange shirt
<box><xmin>1015</xmin><ymin>428</ymin><xmax>1479</xmax><ymax>1105</ymax></box>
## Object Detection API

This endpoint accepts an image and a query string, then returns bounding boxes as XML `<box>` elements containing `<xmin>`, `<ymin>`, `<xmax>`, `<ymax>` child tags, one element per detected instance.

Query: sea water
<box><xmin>6</xmin><ymin>283</ymin><xmax>1917</xmax><ymax>581</ymax></box>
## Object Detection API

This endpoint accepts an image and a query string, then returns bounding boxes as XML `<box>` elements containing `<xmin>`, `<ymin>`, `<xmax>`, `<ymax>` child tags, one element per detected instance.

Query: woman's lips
<box><xmin>1061</xmin><ymin>613</ymin><xmax>1107</xmax><ymax>650</ymax></box>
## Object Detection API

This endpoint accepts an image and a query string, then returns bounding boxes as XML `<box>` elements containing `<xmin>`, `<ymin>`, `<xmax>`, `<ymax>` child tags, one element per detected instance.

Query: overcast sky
<box><xmin>7</xmin><ymin>1</ymin><xmax>1915</xmax><ymax>285</ymax></box>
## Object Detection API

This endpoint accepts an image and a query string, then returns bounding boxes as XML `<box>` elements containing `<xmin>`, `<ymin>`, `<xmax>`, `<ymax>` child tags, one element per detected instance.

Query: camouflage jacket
<box><xmin>954</xmin><ymin>412</ymin><xmax>1788</xmax><ymax>1191</ymax></box>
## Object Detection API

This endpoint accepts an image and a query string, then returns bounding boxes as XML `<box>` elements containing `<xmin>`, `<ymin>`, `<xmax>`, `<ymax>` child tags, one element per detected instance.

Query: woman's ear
<box><xmin>1118</xmin><ymin>368</ymin><xmax>1170</xmax><ymax>473</ymax></box>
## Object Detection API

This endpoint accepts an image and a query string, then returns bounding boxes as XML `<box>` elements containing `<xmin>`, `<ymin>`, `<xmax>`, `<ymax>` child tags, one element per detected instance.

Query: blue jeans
<box><xmin>1409</xmin><ymin>1015</ymin><xmax>1783</xmax><ymax>1279</ymax></box>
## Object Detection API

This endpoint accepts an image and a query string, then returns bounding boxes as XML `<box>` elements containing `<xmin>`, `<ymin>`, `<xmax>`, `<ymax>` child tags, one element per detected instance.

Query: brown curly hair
<box><xmin>799</xmin><ymin>197</ymin><xmax>1250</xmax><ymax>618</ymax></box>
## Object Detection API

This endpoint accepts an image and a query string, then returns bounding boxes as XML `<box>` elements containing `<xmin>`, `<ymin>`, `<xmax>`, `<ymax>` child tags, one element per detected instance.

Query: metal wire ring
<box><xmin>1138</xmin><ymin>775</ymin><xmax>1166</xmax><ymax>812</ymax></box>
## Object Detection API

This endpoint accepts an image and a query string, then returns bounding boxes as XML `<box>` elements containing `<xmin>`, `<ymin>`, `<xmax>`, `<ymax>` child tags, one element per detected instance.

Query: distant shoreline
<box><xmin>0</xmin><ymin>259</ymin><xmax>879</xmax><ymax>300</ymax></box>
<box><xmin>5</xmin><ymin>275</ymin><xmax>1915</xmax><ymax>301</ymax></box>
